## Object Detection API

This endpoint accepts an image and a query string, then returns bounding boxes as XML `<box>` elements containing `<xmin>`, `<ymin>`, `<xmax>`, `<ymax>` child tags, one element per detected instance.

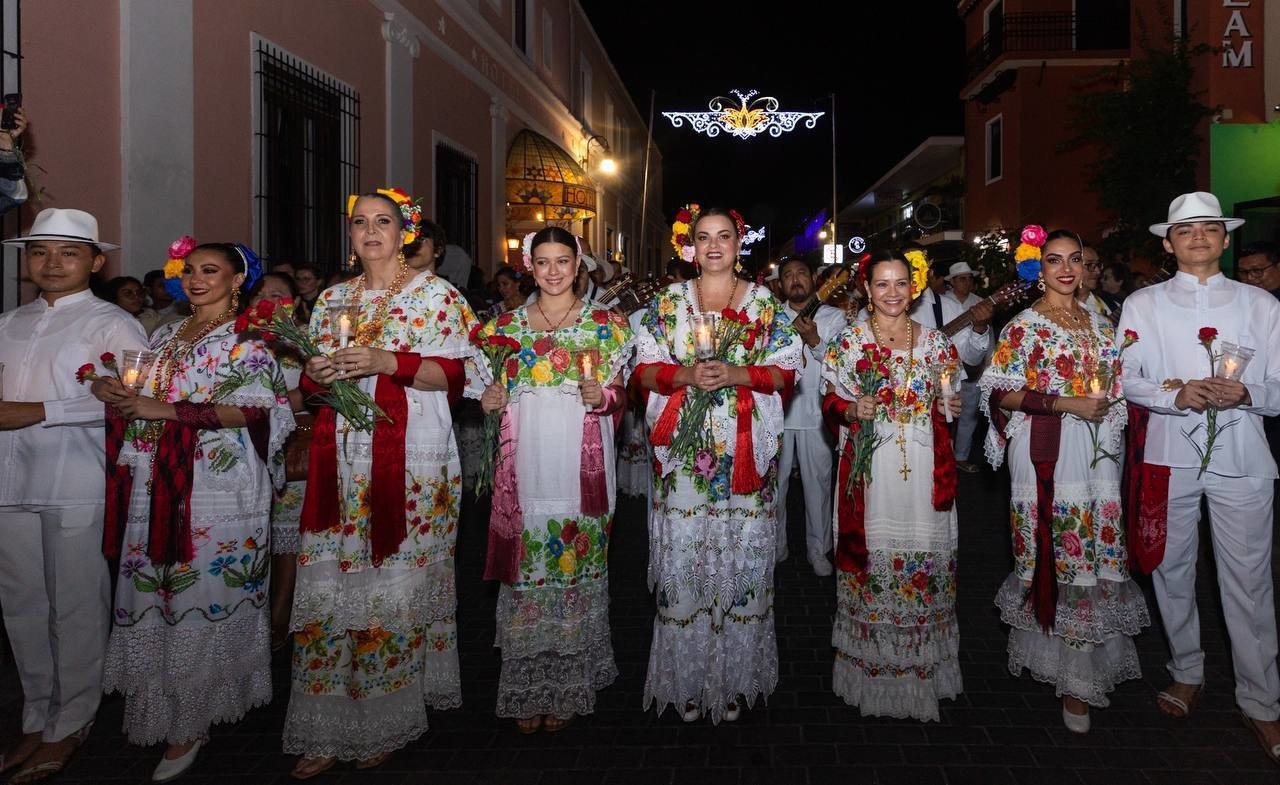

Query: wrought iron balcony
<box><xmin>966</xmin><ymin>11</ymin><xmax>1130</xmax><ymax>82</ymax></box>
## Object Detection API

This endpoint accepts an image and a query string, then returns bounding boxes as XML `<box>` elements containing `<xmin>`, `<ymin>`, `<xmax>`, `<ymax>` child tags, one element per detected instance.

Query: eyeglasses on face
<box><xmin>1237</xmin><ymin>262</ymin><xmax>1276</xmax><ymax>280</ymax></box>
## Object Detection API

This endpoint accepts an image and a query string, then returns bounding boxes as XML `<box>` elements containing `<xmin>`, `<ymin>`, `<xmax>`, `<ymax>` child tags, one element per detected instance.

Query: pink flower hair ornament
<box><xmin>520</xmin><ymin>231</ymin><xmax>583</xmax><ymax>272</ymax></box>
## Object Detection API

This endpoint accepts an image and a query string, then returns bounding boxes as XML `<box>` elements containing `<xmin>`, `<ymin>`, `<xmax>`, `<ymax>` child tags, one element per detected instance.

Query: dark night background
<box><xmin>581</xmin><ymin>1</ymin><xmax>967</xmax><ymax>243</ymax></box>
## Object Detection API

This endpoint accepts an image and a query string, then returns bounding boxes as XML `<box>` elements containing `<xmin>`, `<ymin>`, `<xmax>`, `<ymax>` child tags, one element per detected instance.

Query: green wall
<box><xmin>1210</xmin><ymin>123</ymin><xmax>1280</xmax><ymax>269</ymax></box>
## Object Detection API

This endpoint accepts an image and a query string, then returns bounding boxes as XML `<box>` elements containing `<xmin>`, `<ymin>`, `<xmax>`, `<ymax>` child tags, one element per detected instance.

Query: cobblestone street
<box><xmin>4</xmin><ymin>465</ymin><xmax>1279</xmax><ymax>784</ymax></box>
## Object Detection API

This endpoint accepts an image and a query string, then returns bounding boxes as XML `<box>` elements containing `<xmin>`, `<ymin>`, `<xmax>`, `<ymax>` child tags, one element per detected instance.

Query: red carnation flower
<box><xmin>676</xmin><ymin>209</ymin><xmax>692</xmax><ymax>223</ymax></box>
<box><xmin>234</xmin><ymin>314</ymin><xmax>251</xmax><ymax>333</ymax></box>
<box><xmin>1198</xmin><ymin>326</ymin><xmax>1217</xmax><ymax>343</ymax></box>
<box><xmin>855</xmin><ymin>358</ymin><xmax>871</xmax><ymax>373</ymax></box>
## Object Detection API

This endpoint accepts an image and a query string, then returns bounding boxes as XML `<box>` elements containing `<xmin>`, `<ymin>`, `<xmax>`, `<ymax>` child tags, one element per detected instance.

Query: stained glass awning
<box><xmin>505</xmin><ymin>130</ymin><xmax>597</xmax><ymax>222</ymax></box>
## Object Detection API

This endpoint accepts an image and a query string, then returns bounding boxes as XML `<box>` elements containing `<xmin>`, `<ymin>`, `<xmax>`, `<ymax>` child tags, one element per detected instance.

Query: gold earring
<box><xmin>866</xmin><ymin>300</ymin><xmax>874</xmax><ymax>313</ymax></box>
<box><xmin>346</xmin><ymin>250</ymin><xmax>358</xmax><ymax>270</ymax></box>
<box><xmin>230</xmin><ymin>287</ymin><xmax>241</xmax><ymax>313</ymax></box>
<box><xmin>1037</xmin><ymin>276</ymin><xmax>1046</xmax><ymax>292</ymax></box>
<box><xmin>396</xmin><ymin>250</ymin><xmax>407</xmax><ymax>267</ymax></box>
<box><xmin>734</xmin><ymin>257</ymin><xmax>744</xmax><ymax>275</ymax></box>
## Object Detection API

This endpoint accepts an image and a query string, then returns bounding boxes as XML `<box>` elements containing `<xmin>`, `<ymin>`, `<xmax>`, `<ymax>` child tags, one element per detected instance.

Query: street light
<box><xmin>584</xmin><ymin>133</ymin><xmax>616</xmax><ymax>176</ymax></box>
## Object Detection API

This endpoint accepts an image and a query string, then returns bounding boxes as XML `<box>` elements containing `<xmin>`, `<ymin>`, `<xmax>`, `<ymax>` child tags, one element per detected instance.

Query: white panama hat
<box><xmin>1149</xmin><ymin>192</ymin><xmax>1244</xmax><ymax>237</ymax></box>
<box><xmin>945</xmin><ymin>261</ymin><xmax>976</xmax><ymax>280</ymax></box>
<box><xmin>4</xmin><ymin>208</ymin><xmax>120</xmax><ymax>250</ymax></box>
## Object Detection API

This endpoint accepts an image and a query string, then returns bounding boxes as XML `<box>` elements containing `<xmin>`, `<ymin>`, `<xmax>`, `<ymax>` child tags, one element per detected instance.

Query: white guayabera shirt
<box><xmin>1119</xmin><ymin>271</ymin><xmax>1280</xmax><ymax>478</ymax></box>
<box><xmin>0</xmin><ymin>288</ymin><xmax>149</xmax><ymax>506</ymax></box>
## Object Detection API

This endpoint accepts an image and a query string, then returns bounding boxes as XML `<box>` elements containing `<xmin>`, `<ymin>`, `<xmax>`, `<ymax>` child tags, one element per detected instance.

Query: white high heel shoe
<box><xmin>152</xmin><ymin>738</ymin><xmax>204</xmax><ymax>782</ymax></box>
<box><xmin>1062</xmin><ymin>705</ymin><xmax>1091</xmax><ymax>734</ymax></box>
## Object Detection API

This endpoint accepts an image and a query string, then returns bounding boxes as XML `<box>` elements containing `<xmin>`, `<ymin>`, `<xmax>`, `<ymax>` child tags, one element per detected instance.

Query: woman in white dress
<box><xmin>93</xmin><ymin>241</ymin><xmax>293</xmax><ymax>781</ymax></box>
<box><xmin>634</xmin><ymin>206</ymin><xmax>802</xmax><ymax>723</ymax></box>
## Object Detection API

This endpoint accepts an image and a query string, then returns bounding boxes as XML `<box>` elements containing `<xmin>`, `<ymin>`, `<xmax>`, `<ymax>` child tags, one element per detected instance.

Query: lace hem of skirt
<box><xmin>643</xmin><ymin>606</ymin><xmax>778</xmax><ymax>725</ymax></box>
<box><xmin>103</xmin><ymin>610</ymin><xmax>271</xmax><ymax>745</ymax></box>
<box><xmin>994</xmin><ymin>574</ymin><xmax>1151</xmax><ymax>645</ymax></box>
<box><xmin>496</xmin><ymin>641</ymin><xmax>619</xmax><ymax>719</ymax></box>
<box><xmin>283</xmin><ymin>682</ymin><xmax>435</xmax><ymax>761</ymax></box>
<box><xmin>272</xmin><ymin>521</ymin><xmax>300</xmax><ymax>555</ymax></box>
<box><xmin>1006</xmin><ymin>626</ymin><xmax>1143</xmax><ymax>707</ymax></box>
<box><xmin>832</xmin><ymin>650</ymin><xmax>962</xmax><ymax>723</ymax></box>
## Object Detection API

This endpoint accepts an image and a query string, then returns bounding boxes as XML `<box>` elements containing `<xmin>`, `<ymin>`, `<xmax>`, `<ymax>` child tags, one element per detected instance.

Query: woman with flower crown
<box><xmin>820</xmin><ymin>248</ymin><xmax>964</xmax><ymax>722</ymax></box>
<box><xmin>90</xmin><ymin>240</ymin><xmax>294</xmax><ymax>781</ymax></box>
<box><xmin>978</xmin><ymin>226</ymin><xmax>1149</xmax><ymax>734</ymax></box>
<box><xmin>634</xmin><ymin>205</ymin><xmax>801</xmax><ymax>723</ymax></box>
<box><xmin>472</xmin><ymin>226</ymin><xmax>633</xmax><ymax>733</ymax></box>
<box><xmin>282</xmin><ymin>189</ymin><xmax>481</xmax><ymax>777</ymax></box>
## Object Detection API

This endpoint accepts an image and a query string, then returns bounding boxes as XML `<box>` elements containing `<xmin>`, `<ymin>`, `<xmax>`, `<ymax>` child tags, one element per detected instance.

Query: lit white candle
<box><xmin>582</xmin><ymin>353</ymin><xmax>594</xmax><ymax>382</ymax></box>
<box><xmin>337</xmin><ymin>313</ymin><xmax>352</xmax><ymax>349</ymax></box>
<box><xmin>940</xmin><ymin>370</ymin><xmax>954</xmax><ymax>423</ymax></box>
<box><xmin>1087</xmin><ymin>376</ymin><xmax>1105</xmax><ymax>399</ymax></box>
<box><xmin>123</xmin><ymin>368</ymin><xmax>141</xmax><ymax>389</ymax></box>
<box><xmin>694</xmin><ymin>322</ymin><xmax>714</xmax><ymax>359</ymax></box>
<box><xmin>1223</xmin><ymin>357</ymin><xmax>1239</xmax><ymax>379</ymax></box>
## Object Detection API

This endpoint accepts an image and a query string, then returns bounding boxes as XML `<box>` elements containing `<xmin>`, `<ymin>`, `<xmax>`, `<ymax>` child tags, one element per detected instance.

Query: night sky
<box><xmin>581</xmin><ymin>1</ymin><xmax>967</xmax><ymax>243</ymax></box>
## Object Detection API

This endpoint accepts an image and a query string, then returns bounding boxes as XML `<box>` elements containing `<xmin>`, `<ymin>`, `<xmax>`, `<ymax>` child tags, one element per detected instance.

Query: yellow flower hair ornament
<box><xmin>346</xmin><ymin>187</ymin><xmax>424</xmax><ymax>246</ymax></box>
<box><xmin>904</xmin><ymin>250</ymin><xmax>930</xmax><ymax>300</ymax></box>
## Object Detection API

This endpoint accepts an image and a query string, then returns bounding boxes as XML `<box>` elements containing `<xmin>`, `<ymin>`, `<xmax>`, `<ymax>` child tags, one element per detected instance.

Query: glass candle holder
<box><xmin>576</xmin><ymin>348</ymin><xmax>601</xmax><ymax>385</ymax></box>
<box><xmin>1085</xmin><ymin>374</ymin><xmax>1107</xmax><ymax>399</ymax></box>
<box><xmin>1216</xmin><ymin>342</ymin><xmax>1254</xmax><ymax>381</ymax></box>
<box><xmin>0</xmin><ymin>361</ymin><xmax>5</xmax><ymax>401</ymax></box>
<box><xmin>120</xmin><ymin>349</ymin><xmax>157</xmax><ymax>392</ymax></box>
<box><xmin>691</xmin><ymin>312</ymin><xmax>720</xmax><ymax>361</ymax></box>
<box><xmin>329</xmin><ymin>300</ymin><xmax>359</xmax><ymax>349</ymax></box>
<box><xmin>931</xmin><ymin>363</ymin><xmax>960</xmax><ymax>423</ymax></box>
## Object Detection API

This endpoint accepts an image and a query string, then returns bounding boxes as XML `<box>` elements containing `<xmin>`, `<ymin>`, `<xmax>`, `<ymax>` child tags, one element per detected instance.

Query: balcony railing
<box><xmin>966</xmin><ymin>11</ymin><xmax>1129</xmax><ymax>82</ymax></box>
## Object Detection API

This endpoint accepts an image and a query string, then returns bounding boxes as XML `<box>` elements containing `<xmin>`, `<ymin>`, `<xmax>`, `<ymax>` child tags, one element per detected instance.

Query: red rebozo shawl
<box><xmin>637</xmin><ymin>361</ymin><xmax>795</xmax><ymax>494</ymax></box>
<box><xmin>299</xmin><ymin>354</ymin><xmax>463</xmax><ymax>567</ymax></box>
<box><xmin>1123</xmin><ymin>401</ymin><xmax>1170</xmax><ymax>574</ymax></box>
<box><xmin>988</xmin><ymin>388</ymin><xmax>1062</xmax><ymax>631</ymax></box>
<box><xmin>822</xmin><ymin>394</ymin><xmax>956</xmax><ymax>575</ymax></box>
<box><xmin>102</xmin><ymin>401</ymin><xmax>270</xmax><ymax>566</ymax></box>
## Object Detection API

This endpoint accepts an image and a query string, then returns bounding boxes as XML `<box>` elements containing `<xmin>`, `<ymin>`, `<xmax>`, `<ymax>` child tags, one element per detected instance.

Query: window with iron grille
<box><xmin>253</xmin><ymin>39</ymin><xmax>359</xmax><ymax>275</ymax></box>
<box><xmin>435</xmin><ymin>142</ymin><xmax>478</xmax><ymax>261</ymax></box>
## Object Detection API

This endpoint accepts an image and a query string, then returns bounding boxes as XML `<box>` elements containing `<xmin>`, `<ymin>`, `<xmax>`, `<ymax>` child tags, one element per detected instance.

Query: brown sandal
<box><xmin>542</xmin><ymin>715</ymin><xmax>572</xmax><ymax>733</ymax></box>
<box><xmin>289</xmin><ymin>756</ymin><xmax>336</xmax><ymax>780</ymax></box>
<box><xmin>1240</xmin><ymin>710</ymin><xmax>1280</xmax><ymax>765</ymax></box>
<box><xmin>355</xmin><ymin>750</ymin><xmax>392</xmax><ymax>770</ymax></box>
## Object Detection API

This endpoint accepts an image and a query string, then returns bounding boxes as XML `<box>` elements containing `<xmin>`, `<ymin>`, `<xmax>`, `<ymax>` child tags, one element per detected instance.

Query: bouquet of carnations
<box><xmin>667</xmin><ymin>308</ymin><xmax>760</xmax><ymax>463</ymax></box>
<box><xmin>471</xmin><ymin>328</ymin><xmax>522</xmax><ymax>497</ymax></box>
<box><xmin>844</xmin><ymin>341</ymin><xmax>894</xmax><ymax>494</ymax></box>
<box><xmin>235</xmin><ymin>298</ymin><xmax>385</xmax><ymax>432</ymax></box>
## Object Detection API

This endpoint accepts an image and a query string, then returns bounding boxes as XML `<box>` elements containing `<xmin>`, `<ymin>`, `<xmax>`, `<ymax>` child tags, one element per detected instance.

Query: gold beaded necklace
<box><xmin>350</xmin><ymin>259</ymin><xmax>413</xmax><ymax>346</ymax></box>
<box><xmin>144</xmin><ymin>305</ymin><xmax>236</xmax><ymax>492</ymax></box>
<box><xmin>868</xmin><ymin>315</ymin><xmax>915</xmax><ymax>481</ymax></box>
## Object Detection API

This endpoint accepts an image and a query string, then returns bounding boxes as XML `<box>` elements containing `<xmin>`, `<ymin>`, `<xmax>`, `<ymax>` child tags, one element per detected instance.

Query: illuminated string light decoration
<box><xmin>663</xmin><ymin>90</ymin><xmax>824</xmax><ymax>140</ymax></box>
<box><xmin>739</xmin><ymin>226</ymin><xmax>767</xmax><ymax>257</ymax></box>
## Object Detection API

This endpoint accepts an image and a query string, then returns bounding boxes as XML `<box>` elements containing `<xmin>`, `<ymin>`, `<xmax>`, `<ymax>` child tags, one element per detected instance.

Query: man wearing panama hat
<box><xmin>0</xmin><ymin>208</ymin><xmax>148</xmax><ymax>782</ymax></box>
<box><xmin>1120</xmin><ymin>191</ymin><xmax>1280</xmax><ymax>763</ymax></box>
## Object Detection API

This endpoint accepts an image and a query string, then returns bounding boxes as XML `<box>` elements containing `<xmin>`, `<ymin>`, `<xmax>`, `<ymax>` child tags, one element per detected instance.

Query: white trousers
<box><xmin>775</xmin><ymin>427</ymin><xmax>834</xmax><ymax>562</ymax></box>
<box><xmin>953</xmin><ymin>380</ymin><xmax>981</xmax><ymax>462</ymax></box>
<box><xmin>1152</xmin><ymin>469</ymin><xmax>1280</xmax><ymax>720</ymax></box>
<box><xmin>0</xmin><ymin>505</ymin><xmax>110</xmax><ymax>740</ymax></box>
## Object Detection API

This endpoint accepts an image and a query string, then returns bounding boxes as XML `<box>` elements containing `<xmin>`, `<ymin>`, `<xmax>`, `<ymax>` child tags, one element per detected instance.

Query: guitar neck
<box><xmin>941</xmin><ymin>294</ymin><xmax>992</xmax><ymax>337</ymax></box>
<box><xmin>797</xmin><ymin>296</ymin><xmax>821</xmax><ymax>321</ymax></box>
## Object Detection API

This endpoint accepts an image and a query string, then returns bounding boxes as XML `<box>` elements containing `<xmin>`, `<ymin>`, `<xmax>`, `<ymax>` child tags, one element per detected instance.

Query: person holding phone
<box><xmin>0</xmin><ymin>100</ymin><xmax>28</xmax><ymax>216</ymax></box>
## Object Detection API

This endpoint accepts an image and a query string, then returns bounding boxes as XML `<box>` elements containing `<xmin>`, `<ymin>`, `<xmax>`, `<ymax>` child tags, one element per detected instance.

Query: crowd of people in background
<box><xmin>0</xmin><ymin>186</ymin><xmax>1278</xmax><ymax>784</ymax></box>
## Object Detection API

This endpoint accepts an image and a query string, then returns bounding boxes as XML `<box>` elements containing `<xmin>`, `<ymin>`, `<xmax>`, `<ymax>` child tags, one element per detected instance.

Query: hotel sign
<box><xmin>1222</xmin><ymin>1</ymin><xmax>1254</xmax><ymax>68</ymax></box>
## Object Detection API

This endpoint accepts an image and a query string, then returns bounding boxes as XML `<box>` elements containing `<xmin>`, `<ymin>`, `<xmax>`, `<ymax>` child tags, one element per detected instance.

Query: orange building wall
<box><xmin>21</xmin><ymin>0</ymin><xmax>122</xmax><ymax>272</ymax></box>
<box><xmin>192</xmin><ymin>0</ymin><xmax>387</xmax><ymax>247</ymax></box>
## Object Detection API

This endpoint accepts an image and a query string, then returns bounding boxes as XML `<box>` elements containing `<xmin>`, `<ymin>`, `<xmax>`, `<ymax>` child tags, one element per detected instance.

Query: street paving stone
<box><xmin>3</xmin><ymin>466</ymin><xmax>1279</xmax><ymax>783</ymax></box>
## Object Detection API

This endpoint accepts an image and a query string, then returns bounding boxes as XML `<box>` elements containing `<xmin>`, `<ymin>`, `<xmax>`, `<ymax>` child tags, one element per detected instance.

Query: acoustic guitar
<box><xmin>941</xmin><ymin>279</ymin><xmax>1036</xmax><ymax>338</ymax></box>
